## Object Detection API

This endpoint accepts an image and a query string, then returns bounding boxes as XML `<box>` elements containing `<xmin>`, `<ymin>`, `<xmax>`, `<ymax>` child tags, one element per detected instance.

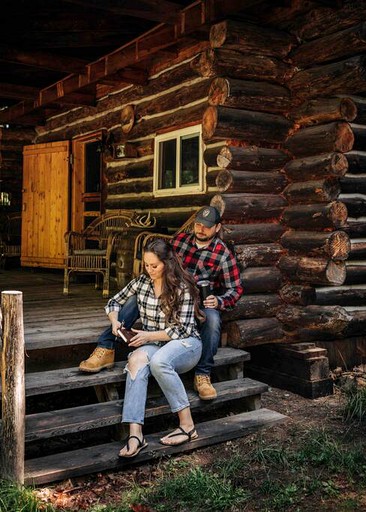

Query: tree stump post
<box><xmin>1</xmin><ymin>290</ymin><xmax>25</xmax><ymax>485</ymax></box>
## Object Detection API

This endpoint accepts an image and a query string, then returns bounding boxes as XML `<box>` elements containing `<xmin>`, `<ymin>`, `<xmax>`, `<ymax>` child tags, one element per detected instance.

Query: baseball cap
<box><xmin>195</xmin><ymin>206</ymin><xmax>221</xmax><ymax>228</ymax></box>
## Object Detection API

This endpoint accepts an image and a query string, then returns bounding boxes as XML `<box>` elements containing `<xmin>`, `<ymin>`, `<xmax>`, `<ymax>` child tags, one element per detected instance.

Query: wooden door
<box><xmin>72</xmin><ymin>132</ymin><xmax>105</xmax><ymax>233</ymax></box>
<box><xmin>22</xmin><ymin>141</ymin><xmax>70</xmax><ymax>268</ymax></box>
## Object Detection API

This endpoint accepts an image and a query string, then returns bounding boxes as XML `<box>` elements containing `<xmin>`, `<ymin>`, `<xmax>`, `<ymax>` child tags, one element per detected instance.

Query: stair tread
<box><xmin>0</xmin><ymin>347</ymin><xmax>250</xmax><ymax>397</ymax></box>
<box><xmin>24</xmin><ymin>408</ymin><xmax>288</xmax><ymax>485</ymax></box>
<box><xmin>22</xmin><ymin>377</ymin><xmax>267</xmax><ymax>441</ymax></box>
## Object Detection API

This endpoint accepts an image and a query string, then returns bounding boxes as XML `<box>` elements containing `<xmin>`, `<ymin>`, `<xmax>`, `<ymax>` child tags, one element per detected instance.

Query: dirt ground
<box><xmin>35</xmin><ymin>383</ymin><xmax>366</xmax><ymax>512</ymax></box>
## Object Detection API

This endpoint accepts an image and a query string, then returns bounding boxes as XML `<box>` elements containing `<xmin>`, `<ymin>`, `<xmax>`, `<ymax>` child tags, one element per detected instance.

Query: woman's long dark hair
<box><xmin>143</xmin><ymin>237</ymin><xmax>205</xmax><ymax>324</ymax></box>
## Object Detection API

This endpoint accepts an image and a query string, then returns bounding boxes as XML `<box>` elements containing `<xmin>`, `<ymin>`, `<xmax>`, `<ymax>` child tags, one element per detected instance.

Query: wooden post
<box><xmin>1</xmin><ymin>291</ymin><xmax>25</xmax><ymax>484</ymax></box>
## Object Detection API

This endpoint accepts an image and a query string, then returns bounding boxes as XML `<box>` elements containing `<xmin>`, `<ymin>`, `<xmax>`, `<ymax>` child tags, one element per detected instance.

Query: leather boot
<box><xmin>79</xmin><ymin>347</ymin><xmax>115</xmax><ymax>373</ymax></box>
<box><xmin>194</xmin><ymin>374</ymin><xmax>217</xmax><ymax>400</ymax></box>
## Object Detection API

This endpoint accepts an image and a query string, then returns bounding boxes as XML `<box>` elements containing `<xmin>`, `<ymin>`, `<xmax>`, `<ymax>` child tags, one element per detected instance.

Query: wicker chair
<box><xmin>63</xmin><ymin>210</ymin><xmax>156</xmax><ymax>297</ymax></box>
<box><xmin>0</xmin><ymin>212</ymin><xmax>21</xmax><ymax>269</ymax></box>
<box><xmin>132</xmin><ymin>212</ymin><xmax>196</xmax><ymax>277</ymax></box>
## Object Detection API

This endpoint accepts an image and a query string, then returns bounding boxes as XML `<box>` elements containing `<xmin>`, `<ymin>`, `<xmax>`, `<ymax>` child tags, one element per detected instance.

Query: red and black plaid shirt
<box><xmin>171</xmin><ymin>232</ymin><xmax>243</xmax><ymax>311</ymax></box>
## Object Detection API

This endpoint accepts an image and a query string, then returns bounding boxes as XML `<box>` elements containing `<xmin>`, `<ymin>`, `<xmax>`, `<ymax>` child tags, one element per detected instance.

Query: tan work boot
<box><xmin>79</xmin><ymin>347</ymin><xmax>115</xmax><ymax>373</ymax></box>
<box><xmin>194</xmin><ymin>374</ymin><xmax>217</xmax><ymax>400</ymax></box>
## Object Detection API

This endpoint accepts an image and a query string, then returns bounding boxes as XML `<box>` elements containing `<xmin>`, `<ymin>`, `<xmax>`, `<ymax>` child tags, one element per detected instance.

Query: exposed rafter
<box><xmin>0</xmin><ymin>47</ymin><xmax>89</xmax><ymax>74</ymax></box>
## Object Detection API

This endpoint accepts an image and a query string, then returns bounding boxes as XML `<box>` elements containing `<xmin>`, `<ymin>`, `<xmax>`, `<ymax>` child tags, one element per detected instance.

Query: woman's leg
<box><xmin>149</xmin><ymin>337</ymin><xmax>202</xmax><ymax>445</ymax></box>
<box><xmin>119</xmin><ymin>344</ymin><xmax>160</xmax><ymax>456</ymax></box>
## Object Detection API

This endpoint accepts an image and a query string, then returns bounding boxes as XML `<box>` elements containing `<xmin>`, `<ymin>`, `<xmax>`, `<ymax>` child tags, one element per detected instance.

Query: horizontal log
<box><xmin>281</xmin><ymin>201</ymin><xmax>348</xmax><ymax>230</ymax></box>
<box><xmin>123</xmin><ymin>139</ymin><xmax>154</xmax><ymax>158</ymax></box>
<box><xmin>276</xmin><ymin>305</ymin><xmax>352</xmax><ymax>334</ymax></box>
<box><xmin>203</xmin><ymin>145</ymin><xmax>226</xmax><ymax>167</ymax></box>
<box><xmin>217</xmin><ymin>145</ymin><xmax>289</xmax><ymax>171</ymax></box>
<box><xmin>190</xmin><ymin>48</ymin><xmax>290</xmax><ymax>84</ymax></box>
<box><xmin>284</xmin><ymin>122</ymin><xmax>354</xmax><ymax>157</ymax></box>
<box><xmin>289</xmin><ymin>97</ymin><xmax>357</xmax><ymax>126</ymax></box>
<box><xmin>210</xmin><ymin>20</ymin><xmax>295</xmax><ymax>58</ymax></box>
<box><xmin>208</xmin><ymin>77</ymin><xmax>291</xmax><ymax>114</ymax></box>
<box><xmin>280</xmin><ymin>230</ymin><xmax>350</xmax><ymax>261</ymax></box>
<box><xmin>105</xmin><ymin>193</ymin><xmax>216</xmax><ymax>210</ymax></box>
<box><xmin>216</xmin><ymin>169</ymin><xmax>288</xmax><ymax>194</ymax></box>
<box><xmin>316</xmin><ymin>285</ymin><xmax>366</xmax><ymax>306</ymax></box>
<box><xmin>107</xmin><ymin>178</ymin><xmax>153</xmax><ymax>195</ymax></box>
<box><xmin>279</xmin><ymin>284</ymin><xmax>316</xmax><ymax>306</ymax></box>
<box><xmin>202</xmin><ymin>105</ymin><xmax>292</xmax><ymax>144</ymax></box>
<box><xmin>345</xmin><ymin>151</ymin><xmax>366</xmax><ymax>174</ymax></box>
<box><xmin>279</xmin><ymin>255</ymin><xmax>346</xmax><ymax>286</ymax></box>
<box><xmin>211</xmin><ymin>193</ymin><xmax>287</xmax><ymax>222</ymax></box>
<box><xmin>206</xmin><ymin>170</ymin><xmax>220</xmax><ymax>188</ymax></box>
<box><xmin>345</xmin><ymin>263</ymin><xmax>366</xmax><ymax>285</ymax></box>
<box><xmin>289</xmin><ymin>56</ymin><xmax>366</xmax><ymax>100</ymax></box>
<box><xmin>349</xmin><ymin>95</ymin><xmax>366</xmax><ymax>124</ymax></box>
<box><xmin>235</xmin><ymin>243</ymin><xmax>283</xmax><ymax>267</ymax></box>
<box><xmin>339</xmin><ymin>196</ymin><xmax>366</xmax><ymax>218</ymax></box>
<box><xmin>351</xmin><ymin>123</ymin><xmax>366</xmax><ymax>151</ymax></box>
<box><xmin>343</xmin><ymin>220</ymin><xmax>366</xmax><ymax>238</ymax></box>
<box><xmin>107</xmin><ymin>160</ymin><xmax>153</xmax><ymax>182</ymax></box>
<box><xmin>343</xmin><ymin>310</ymin><xmax>366</xmax><ymax>337</ymax></box>
<box><xmin>290</xmin><ymin>22</ymin><xmax>366</xmax><ymax>68</ymax></box>
<box><xmin>222</xmin><ymin>223</ymin><xmax>285</xmax><ymax>244</ymax></box>
<box><xmin>340</xmin><ymin>176</ymin><xmax>366</xmax><ymax>195</ymax></box>
<box><xmin>241</xmin><ymin>267</ymin><xmax>282</xmax><ymax>294</ymax></box>
<box><xmin>222</xmin><ymin>294</ymin><xmax>281</xmax><ymax>321</ymax></box>
<box><xmin>283</xmin><ymin>178</ymin><xmax>340</xmax><ymax>204</ymax></box>
<box><xmin>226</xmin><ymin>318</ymin><xmax>285</xmax><ymax>348</ymax></box>
<box><xmin>284</xmin><ymin>152</ymin><xmax>348</xmax><ymax>181</ymax></box>
<box><xmin>349</xmin><ymin>240</ymin><xmax>366</xmax><ymax>260</ymax></box>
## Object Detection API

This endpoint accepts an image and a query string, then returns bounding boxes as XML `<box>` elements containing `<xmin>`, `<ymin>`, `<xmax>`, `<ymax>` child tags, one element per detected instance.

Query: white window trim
<box><xmin>153</xmin><ymin>125</ymin><xmax>205</xmax><ymax>197</ymax></box>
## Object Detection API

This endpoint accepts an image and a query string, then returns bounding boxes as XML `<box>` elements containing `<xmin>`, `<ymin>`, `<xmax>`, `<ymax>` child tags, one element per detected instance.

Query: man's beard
<box><xmin>195</xmin><ymin>232</ymin><xmax>214</xmax><ymax>242</ymax></box>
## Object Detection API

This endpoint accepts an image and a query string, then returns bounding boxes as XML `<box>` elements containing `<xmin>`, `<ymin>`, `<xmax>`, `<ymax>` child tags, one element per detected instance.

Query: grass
<box><xmin>0</xmin><ymin>480</ymin><xmax>56</xmax><ymax>512</ymax></box>
<box><xmin>342</xmin><ymin>383</ymin><xmax>366</xmax><ymax>423</ymax></box>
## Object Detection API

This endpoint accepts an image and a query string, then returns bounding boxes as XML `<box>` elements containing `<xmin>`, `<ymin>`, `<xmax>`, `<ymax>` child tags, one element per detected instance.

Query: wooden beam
<box><xmin>0</xmin><ymin>83</ymin><xmax>39</xmax><ymax>100</ymax></box>
<box><xmin>0</xmin><ymin>0</ymin><xmax>259</xmax><ymax>124</ymax></box>
<box><xmin>0</xmin><ymin>47</ymin><xmax>89</xmax><ymax>74</ymax></box>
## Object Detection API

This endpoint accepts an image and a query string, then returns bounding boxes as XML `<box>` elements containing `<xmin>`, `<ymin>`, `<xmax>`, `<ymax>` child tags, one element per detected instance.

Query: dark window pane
<box><xmin>180</xmin><ymin>134</ymin><xmax>199</xmax><ymax>186</ymax></box>
<box><xmin>85</xmin><ymin>141</ymin><xmax>101</xmax><ymax>193</ymax></box>
<box><xmin>84</xmin><ymin>201</ymin><xmax>100</xmax><ymax>212</ymax></box>
<box><xmin>159</xmin><ymin>139</ymin><xmax>176</xmax><ymax>189</ymax></box>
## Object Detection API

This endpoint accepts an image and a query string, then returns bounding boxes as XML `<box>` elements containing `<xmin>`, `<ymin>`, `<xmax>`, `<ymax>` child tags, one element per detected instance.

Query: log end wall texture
<box><xmin>2</xmin><ymin>1</ymin><xmax>366</xmax><ymax>391</ymax></box>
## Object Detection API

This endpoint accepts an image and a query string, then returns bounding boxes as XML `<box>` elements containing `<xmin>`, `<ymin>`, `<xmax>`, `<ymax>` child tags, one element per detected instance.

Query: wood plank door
<box><xmin>22</xmin><ymin>141</ymin><xmax>70</xmax><ymax>268</ymax></box>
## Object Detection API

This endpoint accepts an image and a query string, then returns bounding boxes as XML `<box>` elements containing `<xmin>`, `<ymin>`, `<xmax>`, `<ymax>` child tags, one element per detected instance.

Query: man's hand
<box><xmin>203</xmin><ymin>294</ymin><xmax>218</xmax><ymax>309</ymax></box>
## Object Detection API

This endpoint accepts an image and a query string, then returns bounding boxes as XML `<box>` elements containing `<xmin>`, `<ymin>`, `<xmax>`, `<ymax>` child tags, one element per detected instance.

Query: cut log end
<box><xmin>208</xmin><ymin>77</ymin><xmax>229</xmax><ymax>106</ymax></box>
<box><xmin>216</xmin><ymin>169</ymin><xmax>233</xmax><ymax>192</ymax></box>
<box><xmin>209</xmin><ymin>21</ymin><xmax>227</xmax><ymax>49</ymax></box>
<box><xmin>202</xmin><ymin>106</ymin><xmax>218</xmax><ymax>140</ymax></box>
<box><xmin>217</xmin><ymin>146</ymin><xmax>232</xmax><ymax>168</ymax></box>
<box><xmin>330</xmin><ymin>201</ymin><xmax>348</xmax><ymax>226</ymax></box>
<box><xmin>340</xmin><ymin>97</ymin><xmax>358</xmax><ymax>122</ymax></box>
<box><xmin>329</xmin><ymin>230</ymin><xmax>351</xmax><ymax>261</ymax></box>
<box><xmin>326</xmin><ymin>261</ymin><xmax>346</xmax><ymax>286</ymax></box>
<box><xmin>210</xmin><ymin>194</ymin><xmax>225</xmax><ymax>216</ymax></box>
<box><xmin>121</xmin><ymin>105</ymin><xmax>135</xmax><ymax>134</ymax></box>
<box><xmin>336</xmin><ymin>123</ymin><xmax>355</xmax><ymax>152</ymax></box>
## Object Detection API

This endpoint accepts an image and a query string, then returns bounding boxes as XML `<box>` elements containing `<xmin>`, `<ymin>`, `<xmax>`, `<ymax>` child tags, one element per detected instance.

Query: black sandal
<box><xmin>160</xmin><ymin>426</ymin><xmax>198</xmax><ymax>446</ymax></box>
<box><xmin>118</xmin><ymin>435</ymin><xmax>148</xmax><ymax>458</ymax></box>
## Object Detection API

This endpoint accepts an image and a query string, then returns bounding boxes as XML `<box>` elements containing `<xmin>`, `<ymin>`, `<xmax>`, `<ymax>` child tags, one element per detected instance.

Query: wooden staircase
<box><xmin>0</xmin><ymin>270</ymin><xmax>288</xmax><ymax>485</ymax></box>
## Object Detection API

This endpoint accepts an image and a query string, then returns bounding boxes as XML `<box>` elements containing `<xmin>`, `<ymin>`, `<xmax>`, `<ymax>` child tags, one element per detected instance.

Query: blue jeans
<box><xmin>97</xmin><ymin>295</ymin><xmax>221</xmax><ymax>376</ymax></box>
<box><xmin>122</xmin><ymin>336</ymin><xmax>202</xmax><ymax>424</ymax></box>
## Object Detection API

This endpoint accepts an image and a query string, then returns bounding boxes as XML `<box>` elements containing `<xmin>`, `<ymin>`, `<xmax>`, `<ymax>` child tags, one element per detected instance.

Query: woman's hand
<box><xmin>128</xmin><ymin>328</ymin><xmax>154</xmax><ymax>347</ymax></box>
<box><xmin>203</xmin><ymin>294</ymin><xmax>218</xmax><ymax>309</ymax></box>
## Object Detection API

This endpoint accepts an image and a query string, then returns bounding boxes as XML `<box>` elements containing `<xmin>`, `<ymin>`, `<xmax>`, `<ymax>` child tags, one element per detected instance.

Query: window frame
<box><xmin>153</xmin><ymin>125</ymin><xmax>205</xmax><ymax>197</ymax></box>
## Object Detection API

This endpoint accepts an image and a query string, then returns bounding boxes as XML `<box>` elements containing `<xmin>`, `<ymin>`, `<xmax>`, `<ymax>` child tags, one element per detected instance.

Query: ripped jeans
<box><xmin>122</xmin><ymin>336</ymin><xmax>202</xmax><ymax>425</ymax></box>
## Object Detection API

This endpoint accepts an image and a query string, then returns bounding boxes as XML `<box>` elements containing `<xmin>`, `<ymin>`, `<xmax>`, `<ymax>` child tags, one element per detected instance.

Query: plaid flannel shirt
<box><xmin>105</xmin><ymin>273</ymin><xmax>200</xmax><ymax>340</ymax></box>
<box><xmin>171</xmin><ymin>232</ymin><xmax>243</xmax><ymax>311</ymax></box>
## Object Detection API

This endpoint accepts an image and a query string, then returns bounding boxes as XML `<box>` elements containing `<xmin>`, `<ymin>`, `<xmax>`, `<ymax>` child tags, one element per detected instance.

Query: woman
<box><xmin>109</xmin><ymin>238</ymin><xmax>204</xmax><ymax>458</ymax></box>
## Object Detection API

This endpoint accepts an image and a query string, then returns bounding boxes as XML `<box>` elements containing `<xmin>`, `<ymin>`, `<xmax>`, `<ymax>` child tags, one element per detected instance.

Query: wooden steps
<box><xmin>22</xmin><ymin>378</ymin><xmax>267</xmax><ymax>442</ymax></box>
<box><xmin>0</xmin><ymin>347</ymin><xmax>250</xmax><ymax>396</ymax></box>
<box><xmin>24</xmin><ymin>408</ymin><xmax>287</xmax><ymax>485</ymax></box>
<box><xmin>0</xmin><ymin>270</ymin><xmax>289</xmax><ymax>485</ymax></box>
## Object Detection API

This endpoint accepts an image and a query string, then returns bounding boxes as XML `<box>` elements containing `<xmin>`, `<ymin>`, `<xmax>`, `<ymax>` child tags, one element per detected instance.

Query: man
<box><xmin>171</xmin><ymin>206</ymin><xmax>243</xmax><ymax>400</ymax></box>
<box><xmin>79</xmin><ymin>206</ymin><xmax>243</xmax><ymax>401</ymax></box>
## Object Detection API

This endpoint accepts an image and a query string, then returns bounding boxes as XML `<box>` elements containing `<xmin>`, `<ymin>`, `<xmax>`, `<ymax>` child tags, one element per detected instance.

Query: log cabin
<box><xmin>1</xmin><ymin>0</ymin><xmax>366</xmax><ymax>484</ymax></box>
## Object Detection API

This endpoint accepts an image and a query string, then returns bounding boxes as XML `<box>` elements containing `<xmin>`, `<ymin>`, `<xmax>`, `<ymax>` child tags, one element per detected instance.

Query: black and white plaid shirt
<box><xmin>105</xmin><ymin>273</ymin><xmax>200</xmax><ymax>340</ymax></box>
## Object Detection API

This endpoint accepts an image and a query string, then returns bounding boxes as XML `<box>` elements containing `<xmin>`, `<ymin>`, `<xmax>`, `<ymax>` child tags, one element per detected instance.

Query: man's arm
<box><xmin>216</xmin><ymin>252</ymin><xmax>243</xmax><ymax>311</ymax></box>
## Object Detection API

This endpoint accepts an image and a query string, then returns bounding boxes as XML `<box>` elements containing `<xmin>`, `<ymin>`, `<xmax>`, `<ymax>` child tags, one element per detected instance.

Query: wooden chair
<box><xmin>63</xmin><ymin>210</ymin><xmax>156</xmax><ymax>297</ymax></box>
<box><xmin>133</xmin><ymin>212</ymin><xmax>196</xmax><ymax>277</ymax></box>
<box><xmin>0</xmin><ymin>212</ymin><xmax>21</xmax><ymax>269</ymax></box>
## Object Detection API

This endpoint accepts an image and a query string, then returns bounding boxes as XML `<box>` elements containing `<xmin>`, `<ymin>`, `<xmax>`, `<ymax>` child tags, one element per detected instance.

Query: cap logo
<box><xmin>202</xmin><ymin>208</ymin><xmax>210</xmax><ymax>218</ymax></box>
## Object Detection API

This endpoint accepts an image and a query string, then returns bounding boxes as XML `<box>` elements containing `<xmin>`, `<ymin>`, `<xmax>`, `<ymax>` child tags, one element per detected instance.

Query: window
<box><xmin>154</xmin><ymin>126</ymin><xmax>204</xmax><ymax>195</ymax></box>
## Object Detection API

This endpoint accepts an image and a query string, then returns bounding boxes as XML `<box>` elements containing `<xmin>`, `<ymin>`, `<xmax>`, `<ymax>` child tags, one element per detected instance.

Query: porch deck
<box><xmin>0</xmin><ymin>268</ymin><xmax>287</xmax><ymax>485</ymax></box>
